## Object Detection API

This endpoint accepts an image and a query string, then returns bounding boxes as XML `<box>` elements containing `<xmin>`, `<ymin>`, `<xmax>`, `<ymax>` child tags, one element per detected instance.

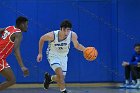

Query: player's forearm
<box><xmin>38</xmin><ymin>38</ymin><xmax>44</xmax><ymax>54</ymax></box>
<box><xmin>14</xmin><ymin>49</ymin><xmax>25</xmax><ymax>67</ymax></box>
<box><xmin>75</xmin><ymin>44</ymin><xmax>85</xmax><ymax>51</ymax></box>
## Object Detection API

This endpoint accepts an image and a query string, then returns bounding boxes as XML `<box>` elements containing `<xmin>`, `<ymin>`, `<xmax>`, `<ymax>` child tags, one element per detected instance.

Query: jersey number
<box><xmin>58</xmin><ymin>47</ymin><xmax>63</xmax><ymax>50</ymax></box>
<box><xmin>2</xmin><ymin>30</ymin><xmax>10</xmax><ymax>39</ymax></box>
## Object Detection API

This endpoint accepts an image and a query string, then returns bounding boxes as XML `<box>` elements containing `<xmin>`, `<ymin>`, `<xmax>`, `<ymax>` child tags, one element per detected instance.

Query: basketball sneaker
<box><xmin>61</xmin><ymin>90</ymin><xmax>67</xmax><ymax>93</ymax></box>
<box><xmin>43</xmin><ymin>72</ymin><xmax>51</xmax><ymax>90</ymax></box>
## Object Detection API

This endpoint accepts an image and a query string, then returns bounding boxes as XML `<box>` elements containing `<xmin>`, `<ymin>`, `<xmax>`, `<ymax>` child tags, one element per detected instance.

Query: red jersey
<box><xmin>0</xmin><ymin>26</ymin><xmax>21</xmax><ymax>59</ymax></box>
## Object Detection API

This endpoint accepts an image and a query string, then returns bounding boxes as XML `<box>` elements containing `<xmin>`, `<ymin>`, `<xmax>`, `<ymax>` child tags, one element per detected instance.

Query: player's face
<box><xmin>62</xmin><ymin>27</ymin><xmax>71</xmax><ymax>37</ymax></box>
<box><xmin>20</xmin><ymin>21</ymin><xmax>28</xmax><ymax>32</ymax></box>
<box><xmin>135</xmin><ymin>46</ymin><xmax>140</xmax><ymax>54</ymax></box>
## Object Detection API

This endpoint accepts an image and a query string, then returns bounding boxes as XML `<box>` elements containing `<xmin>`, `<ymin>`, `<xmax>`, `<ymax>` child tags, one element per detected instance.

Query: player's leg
<box><xmin>57</xmin><ymin>55</ymin><xmax>67</xmax><ymax>93</ymax></box>
<box><xmin>44</xmin><ymin>65</ymin><xmax>66</xmax><ymax>92</ymax></box>
<box><xmin>0</xmin><ymin>67</ymin><xmax>16</xmax><ymax>91</ymax></box>
<box><xmin>43</xmin><ymin>55</ymin><xmax>56</xmax><ymax>90</ymax></box>
<box><xmin>44</xmin><ymin>55</ymin><xmax>64</xmax><ymax>90</ymax></box>
<box><xmin>137</xmin><ymin>67</ymin><xmax>140</xmax><ymax>88</ymax></box>
<box><xmin>120</xmin><ymin>65</ymin><xmax>131</xmax><ymax>88</ymax></box>
<box><xmin>130</xmin><ymin>65</ymin><xmax>140</xmax><ymax>88</ymax></box>
<box><xmin>49</xmin><ymin>56</ymin><xmax>67</xmax><ymax>93</ymax></box>
<box><xmin>134</xmin><ymin>67</ymin><xmax>140</xmax><ymax>88</ymax></box>
<box><xmin>131</xmin><ymin>65</ymin><xmax>137</xmax><ymax>84</ymax></box>
<box><xmin>54</xmin><ymin>67</ymin><xmax>66</xmax><ymax>92</ymax></box>
<box><xmin>48</xmin><ymin>64</ymin><xmax>66</xmax><ymax>91</ymax></box>
<box><xmin>124</xmin><ymin>65</ymin><xmax>131</xmax><ymax>84</ymax></box>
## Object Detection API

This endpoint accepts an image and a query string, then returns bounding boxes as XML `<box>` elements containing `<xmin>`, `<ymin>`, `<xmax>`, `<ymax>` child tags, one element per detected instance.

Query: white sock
<box><xmin>60</xmin><ymin>88</ymin><xmax>66</xmax><ymax>92</ymax></box>
<box><xmin>51</xmin><ymin>76</ymin><xmax>53</xmax><ymax>81</ymax></box>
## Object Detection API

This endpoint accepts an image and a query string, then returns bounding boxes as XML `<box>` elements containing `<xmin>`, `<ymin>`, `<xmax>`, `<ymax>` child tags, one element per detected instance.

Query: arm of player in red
<box><xmin>13</xmin><ymin>32</ymin><xmax>29</xmax><ymax>77</ymax></box>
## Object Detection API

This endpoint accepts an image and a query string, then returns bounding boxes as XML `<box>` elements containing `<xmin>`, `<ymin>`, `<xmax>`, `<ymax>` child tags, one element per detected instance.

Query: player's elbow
<box><xmin>40</xmin><ymin>36</ymin><xmax>45</xmax><ymax>42</ymax></box>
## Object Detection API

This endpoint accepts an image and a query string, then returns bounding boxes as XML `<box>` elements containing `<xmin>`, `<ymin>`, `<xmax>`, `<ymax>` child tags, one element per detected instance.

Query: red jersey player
<box><xmin>0</xmin><ymin>16</ymin><xmax>29</xmax><ymax>90</ymax></box>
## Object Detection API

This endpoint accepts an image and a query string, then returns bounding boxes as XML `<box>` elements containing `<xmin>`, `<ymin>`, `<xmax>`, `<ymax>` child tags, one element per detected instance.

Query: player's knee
<box><xmin>60</xmin><ymin>74</ymin><xmax>64</xmax><ymax>80</ymax></box>
<box><xmin>6</xmin><ymin>76</ymin><xmax>16</xmax><ymax>85</ymax></box>
<box><xmin>57</xmin><ymin>72</ymin><xmax>64</xmax><ymax>78</ymax></box>
<box><xmin>56</xmin><ymin>72</ymin><xmax>63</xmax><ymax>79</ymax></box>
<box><xmin>57</xmin><ymin>74</ymin><xmax>65</xmax><ymax>83</ymax></box>
<box><xmin>55</xmin><ymin>67</ymin><xmax>65</xmax><ymax>82</ymax></box>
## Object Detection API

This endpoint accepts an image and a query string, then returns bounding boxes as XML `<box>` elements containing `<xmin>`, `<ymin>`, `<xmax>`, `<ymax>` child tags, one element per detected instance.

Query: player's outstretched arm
<box><xmin>13</xmin><ymin>32</ymin><xmax>29</xmax><ymax>77</ymax></box>
<box><xmin>37</xmin><ymin>32</ymin><xmax>54</xmax><ymax>62</ymax></box>
<box><xmin>72</xmin><ymin>32</ymin><xmax>85</xmax><ymax>52</ymax></box>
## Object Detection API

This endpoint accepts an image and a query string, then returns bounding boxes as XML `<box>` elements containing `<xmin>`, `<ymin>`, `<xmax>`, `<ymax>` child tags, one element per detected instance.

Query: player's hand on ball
<box><xmin>122</xmin><ymin>61</ymin><xmax>129</xmax><ymax>67</ymax></box>
<box><xmin>21</xmin><ymin>66</ymin><xmax>29</xmax><ymax>77</ymax></box>
<box><xmin>37</xmin><ymin>54</ymin><xmax>42</xmax><ymax>62</ymax></box>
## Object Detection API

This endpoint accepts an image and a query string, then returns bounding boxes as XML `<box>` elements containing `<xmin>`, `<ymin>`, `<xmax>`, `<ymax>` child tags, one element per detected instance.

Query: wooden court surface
<box><xmin>0</xmin><ymin>83</ymin><xmax>140</xmax><ymax>93</ymax></box>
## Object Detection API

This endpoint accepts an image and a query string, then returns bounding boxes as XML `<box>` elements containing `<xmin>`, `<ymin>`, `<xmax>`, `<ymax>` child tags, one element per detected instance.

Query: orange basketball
<box><xmin>83</xmin><ymin>47</ymin><xmax>98</xmax><ymax>61</ymax></box>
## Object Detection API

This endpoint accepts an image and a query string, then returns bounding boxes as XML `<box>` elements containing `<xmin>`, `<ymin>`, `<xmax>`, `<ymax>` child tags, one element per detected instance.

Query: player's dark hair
<box><xmin>16</xmin><ymin>16</ymin><xmax>28</xmax><ymax>26</ymax></box>
<box><xmin>60</xmin><ymin>20</ymin><xmax>72</xmax><ymax>29</ymax></box>
<box><xmin>134</xmin><ymin>43</ymin><xmax>140</xmax><ymax>48</ymax></box>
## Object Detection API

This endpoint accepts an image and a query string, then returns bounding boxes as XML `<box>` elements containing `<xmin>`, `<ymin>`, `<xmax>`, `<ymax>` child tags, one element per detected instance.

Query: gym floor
<box><xmin>0</xmin><ymin>83</ymin><xmax>140</xmax><ymax>93</ymax></box>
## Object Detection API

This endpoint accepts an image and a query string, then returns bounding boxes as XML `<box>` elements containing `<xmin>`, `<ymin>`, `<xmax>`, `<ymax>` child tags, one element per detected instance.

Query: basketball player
<box><xmin>121</xmin><ymin>61</ymin><xmax>136</xmax><ymax>87</ymax></box>
<box><xmin>37</xmin><ymin>20</ymin><xmax>86</xmax><ymax>93</ymax></box>
<box><xmin>0</xmin><ymin>16</ymin><xmax>29</xmax><ymax>91</ymax></box>
<box><xmin>122</xmin><ymin>43</ymin><xmax>140</xmax><ymax>88</ymax></box>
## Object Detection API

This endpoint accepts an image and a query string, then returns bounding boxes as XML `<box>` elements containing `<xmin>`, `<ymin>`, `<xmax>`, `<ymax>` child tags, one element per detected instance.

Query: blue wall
<box><xmin>115</xmin><ymin>0</ymin><xmax>140</xmax><ymax>82</ymax></box>
<box><xmin>0</xmin><ymin>0</ymin><xmax>139</xmax><ymax>83</ymax></box>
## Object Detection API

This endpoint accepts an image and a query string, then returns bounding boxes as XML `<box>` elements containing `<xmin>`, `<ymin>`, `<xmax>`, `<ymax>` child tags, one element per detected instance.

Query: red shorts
<box><xmin>0</xmin><ymin>59</ymin><xmax>10</xmax><ymax>72</ymax></box>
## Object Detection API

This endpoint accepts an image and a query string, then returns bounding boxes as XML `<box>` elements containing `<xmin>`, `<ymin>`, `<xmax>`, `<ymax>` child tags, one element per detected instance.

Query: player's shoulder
<box><xmin>53</xmin><ymin>30</ymin><xmax>59</xmax><ymax>33</ymax></box>
<box><xmin>71</xmin><ymin>31</ymin><xmax>76</xmax><ymax>34</ymax></box>
<box><xmin>41</xmin><ymin>31</ymin><xmax>54</xmax><ymax>41</ymax></box>
<box><xmin>71</xmin><ymin>31</ymin><xmax>78</xmax><ymax>37</ymax></box>
<box><xmin>11</xmin><ymin>30</ymin><xmax>22</xmax><ymax>37</ymax></box>
<box><xmin>6</xmin><ymin>26</ymin><xmax>21</xmax><ymax>32</ymax></box>
<box><xmin>42</xmin><ymin>31</ymin><xmax>55</xmax><ymax>42</ymax></box>
<box><xmin>5</xmin><ymin>26</ymin><xmax>14</xmax><ymax>30</ymax></box>
<box><xmin>46</xmin><ymin>30</ymin><xmax>60</xmax><ymax>36</ymax></box>
<box><xmin>46</xmin><ymin>31</ymin><xmax>54</xmax><ymax>37</ymax></box>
